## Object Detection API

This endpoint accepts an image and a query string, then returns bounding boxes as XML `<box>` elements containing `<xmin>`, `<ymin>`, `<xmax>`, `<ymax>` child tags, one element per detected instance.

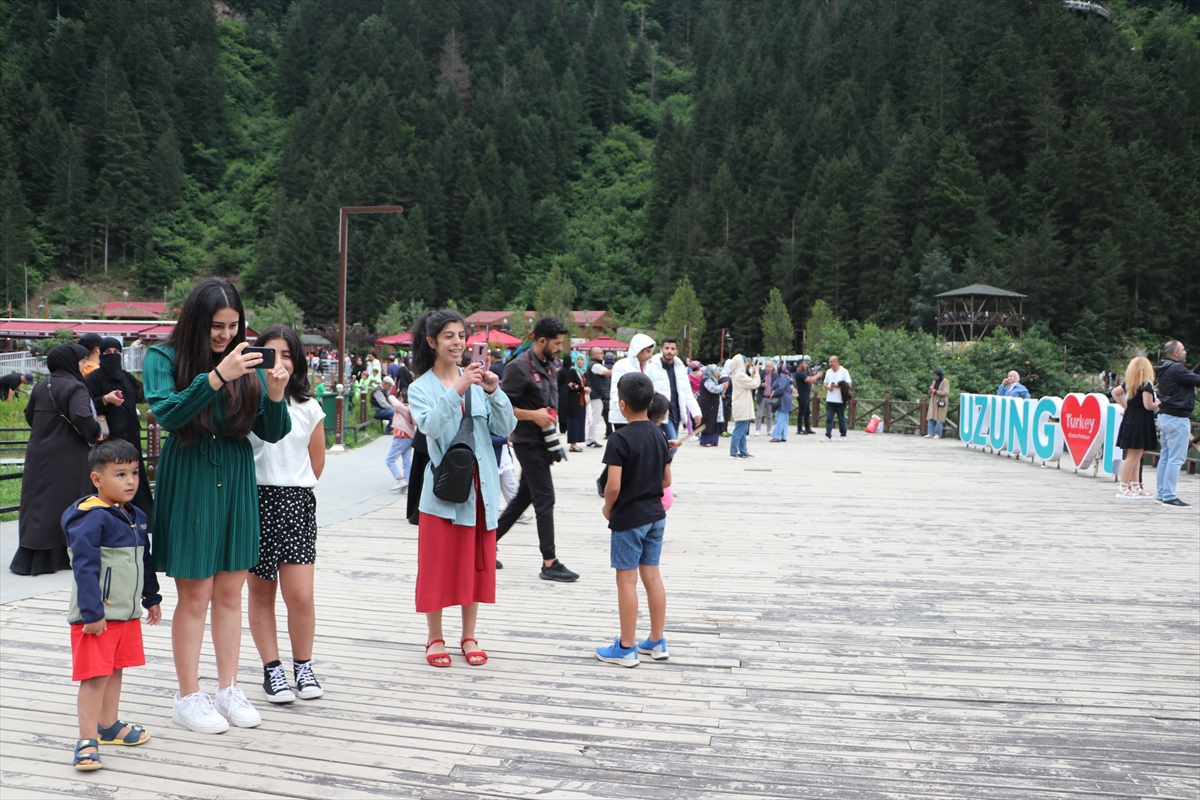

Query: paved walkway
<box><xmin>1</xmin><ymin>432</ymin><xmax>1197</xmax><ymax>798</ymax></box>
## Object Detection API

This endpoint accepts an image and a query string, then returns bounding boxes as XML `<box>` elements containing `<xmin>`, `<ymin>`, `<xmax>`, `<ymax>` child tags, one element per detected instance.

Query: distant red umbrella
<box><xmin>576</xmin><ymin>336</ymin><xmax>629</xmax><ymax>351</ymax></box>
<box><xmin>467</xmin><ymin>330</ymin><xmax>522</xmax><ymax>347</ymax></box>
<box><xmin>376</xmin><ymin>332</ymin><xmax>412</xmax><ymax>346</ymax></box>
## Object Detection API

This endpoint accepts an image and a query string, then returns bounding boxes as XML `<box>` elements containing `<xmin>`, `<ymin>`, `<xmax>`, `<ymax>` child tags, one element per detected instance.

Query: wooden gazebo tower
<box><xmin>935</xmin><ymin>284</ymin><xmax>1025</xmax><ymax>342</ymax></box>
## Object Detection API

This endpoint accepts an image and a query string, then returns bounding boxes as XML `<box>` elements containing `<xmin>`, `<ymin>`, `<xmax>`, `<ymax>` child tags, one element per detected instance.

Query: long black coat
<box><xmin>85</xmin><ymin>368</ymin><xmax>153</xmax><ymax>522</ymax></box>
<box><xmin>19</xmin><ymin>371</ymin><xmax>101</xmax><ymax>551</ymax></box>
<box><xmin>557</xmin><ymin>365</ymin><xmax>586</xmax><ymax>423</ymax></box>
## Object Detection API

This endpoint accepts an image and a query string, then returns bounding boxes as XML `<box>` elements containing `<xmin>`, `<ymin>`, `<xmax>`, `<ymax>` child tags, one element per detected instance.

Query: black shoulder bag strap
<box><xmin>44</xmin><ymin>378</ymin><xmax>95</xmax><ymax>446</ymax></box>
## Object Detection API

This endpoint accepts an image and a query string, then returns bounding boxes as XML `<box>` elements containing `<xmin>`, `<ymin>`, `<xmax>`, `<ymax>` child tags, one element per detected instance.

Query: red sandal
<box><xmin>425</xmin><ymin>639</ymin><xmax>451</xmax><ymax>667</ymax></box>
<box><xmin>460</xmin><ymin>638</ymin><xmax>488</xmax><ymax>666</ymax></box>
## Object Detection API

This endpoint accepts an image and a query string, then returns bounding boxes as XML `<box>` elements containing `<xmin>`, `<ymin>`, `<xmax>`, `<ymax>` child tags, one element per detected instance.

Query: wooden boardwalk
<box><xmin>2</xmin><ymin>432</ymin><xmax>1197</xmax><ymax>798</ymax></box>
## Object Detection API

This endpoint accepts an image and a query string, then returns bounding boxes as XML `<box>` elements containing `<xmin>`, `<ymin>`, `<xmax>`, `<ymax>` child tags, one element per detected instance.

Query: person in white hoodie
<box><xmin>727</xmin><ymin>355</ymin><xmax>760</xmax><ymax>458</ymax></box>
<box><xmin>650</xmin><ymin>337</ymin><xmax>702</xmax><ymax>441</ymax></box>
<box><xmin>608</xmin><ymin>333</ymin><xmax>670</xmax><ymax>429</ymax></box>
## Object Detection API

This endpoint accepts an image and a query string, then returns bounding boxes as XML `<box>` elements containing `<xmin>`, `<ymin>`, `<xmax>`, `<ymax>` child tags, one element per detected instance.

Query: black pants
<box><xmin>406</xmin><ymin>433</ymin><xmax>429</xmax><ymax>525</ymax></box>
<box><xmin>796</xmin><ymin>397</ymin><xmax>812</xmax><ymax>432</ymax></box>
<box><xmin>825</xmin><ymin>401</ymin><xmax>847</xmax><ymax>437</ymax></box>
<box><xmin>497</xmin><ymin>442</ymin><xmax>556</xmax><ymax>561</ymax></box>
<box><xmin>602</xmin><ymin>398</ymin><xmax>612</xmax><ymax>437</ymax></box>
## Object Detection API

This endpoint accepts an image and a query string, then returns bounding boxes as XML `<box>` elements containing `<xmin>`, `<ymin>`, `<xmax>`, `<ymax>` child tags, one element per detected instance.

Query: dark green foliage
<box><xmin>0</xmin><ymin>0</ymin><xmax>1195</xmax><ymax>357</ymax></box>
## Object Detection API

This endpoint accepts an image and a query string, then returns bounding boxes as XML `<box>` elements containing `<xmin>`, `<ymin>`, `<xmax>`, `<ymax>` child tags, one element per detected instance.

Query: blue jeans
<box><xmin>386</xmin><ymin>435</ymin><xmax>413</xmax><ymax>481</ymax></box>
<box><xmin>772</xmin><ymin>410</ymin><xmax>789</xmax><ymax>440</ymax></box>
<box><xmin>730</xmin><ymin>420</ymin><xmax>750</xmax><ymax>455</ymax></box>
<box><xmin>927</xmin><ymin>419</ymin><xmax>944</xmax><ymax>437</ymax></box>
<box><xmin>1156</xmin><ymin>414</ymin><xmax>1190</xmax><ymax>501</ymax></box>
<box><xmin>662</xmin><ymin>419</ymin><xmax>678</xmax><ymax>442</ymax></box>
<box><xmin>825</xmin><ymin>402</ymin><xmax>846</xmax><ymax>437</ymax></box>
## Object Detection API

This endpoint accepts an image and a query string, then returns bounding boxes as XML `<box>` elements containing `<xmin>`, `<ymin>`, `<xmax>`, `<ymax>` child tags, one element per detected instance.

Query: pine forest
<box><xmin>1</xmin><ymin>0</ymin><xmax>1197</xmax><ymax>361</ymax></box>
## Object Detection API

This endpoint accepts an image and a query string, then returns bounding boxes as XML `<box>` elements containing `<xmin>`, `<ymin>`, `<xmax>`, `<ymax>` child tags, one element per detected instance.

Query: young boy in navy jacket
<box><xmin>63</xmin><ymin>439</ymin><xmax>161</xmax><ymax>771</ymax></box>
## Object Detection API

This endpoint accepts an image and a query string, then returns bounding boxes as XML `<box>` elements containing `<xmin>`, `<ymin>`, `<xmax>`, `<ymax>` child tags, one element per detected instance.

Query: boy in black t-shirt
<box><xmin>596</xmin><ymin>373</ymin><xmax>672</xmax><ymax>667</ymax></box>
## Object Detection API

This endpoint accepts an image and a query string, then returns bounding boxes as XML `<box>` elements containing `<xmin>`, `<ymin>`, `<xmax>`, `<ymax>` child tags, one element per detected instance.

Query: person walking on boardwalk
<box><xmin>143</xmin><ymin>278</ymin><xmax>291</xmax><ymax>734</ymax></box>
<box><xmin>408</xmin><ymin>310</ymin><xmax>516</xmax><ymax>667</ymax></box>
<box><xmin>1153</xmin><ymin>340</ymin><xmax>1200</xmax><ymax>507</ymax></box>
<box><xmin>1113</xmin><ymin>356</ymin><xmax>1159</xmax><ymax>500</ymax></box>
<box><xmin>822</xmin><ymin>355</ymin><xmax>852</xmax><ymax>441</ymax></box>
<box><xmin>585</xmin><ymin>346</ymin><xmax>611</xmax><ymax>447</ymax></box>
<box><xmin>245</xmin><ymin>325</ymin><xmax>328</xmax><ymax>704</ymax></box>
<box><xmin>697</xmin><ymin>365</ymin><xmax>724</xmax><ymax>446</ymax></box>
<box><xmin>754</xmin><ymin>359</ymin><xmax>776</xmax><ymax>437</ymax></box>
<box><xmin>792</xmin><ymin>359</ymin><xmax>821</xmax><ymax>435</ymax></box>
<box><xmin>651</xmin><ymin>337</ymin><xmax>702</xmax><ymax>442</ymax></box>
<box><xmin>10</xmin><ymin>343</ymin><xmax>100</xmax><ymax>576</ymax></box>
<box><xmin>495</xmin><ymin>317</ymin><xmax>581</xmax><ymax>582</ymax></box>
<box><xmin>925</xmin><ymin>368</ymin><xmax>949</xmax><ymax>438</ymax></box>
<box><xmin>728</xmin><ymin>355</ymin><xmax>759</xmax><ymax>457</ymax></box>
<box><xmin>769</xmin><ymin>365</ymin><xmax>793</xmax><ymax>442</ymax></box>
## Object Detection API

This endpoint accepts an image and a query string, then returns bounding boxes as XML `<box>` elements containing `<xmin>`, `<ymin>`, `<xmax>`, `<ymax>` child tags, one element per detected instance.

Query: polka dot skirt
<box><xmin>251</xmin><ymin>486</ymin><xmax>317</xmax><ymax>581</ymax></box>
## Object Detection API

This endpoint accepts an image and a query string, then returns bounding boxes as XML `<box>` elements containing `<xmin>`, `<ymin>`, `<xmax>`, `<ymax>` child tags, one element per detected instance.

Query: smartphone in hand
<box><xmin>243</xmin><ymin>346</ymin><xmax>277</xmax><ymax>369</ymax></box>
<box><xmin>471</xmin><ymin>342</ymin><xmax>488</xmax><ymax>367</ymax></box>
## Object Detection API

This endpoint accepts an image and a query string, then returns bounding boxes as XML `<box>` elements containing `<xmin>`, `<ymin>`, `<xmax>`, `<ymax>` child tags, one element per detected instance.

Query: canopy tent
<box><xmin>576</xmin><ymin>336</ymin><xmax>629</xmax><ymax>352</ymax></box>
<box><xmin>376</xmin><ymin>331</ymin><xmax>413</xmax><ymax>347</ymax></box>
<box><xmin>300</xmin><ymin>333</ymin><xmax>332</xmax><ymax>346</ymax></box>
<box><xmin>467</xmin><ymin>330</ymin><xmax>522</xmax><ymax>347</ymax></box>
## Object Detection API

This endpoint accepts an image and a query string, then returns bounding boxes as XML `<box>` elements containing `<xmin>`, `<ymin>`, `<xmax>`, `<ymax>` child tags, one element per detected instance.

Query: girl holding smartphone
<box><xmin>144</xmin><ymin>279</ymin><xmax>291</xmax><ymax>733</ymax></box>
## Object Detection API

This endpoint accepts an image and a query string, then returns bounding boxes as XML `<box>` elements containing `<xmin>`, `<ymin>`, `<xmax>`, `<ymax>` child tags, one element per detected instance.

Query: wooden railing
<box><xmin>808</xmin><ymin>396</ymin><xmax>960</xmax><ymax>435</ymax></box>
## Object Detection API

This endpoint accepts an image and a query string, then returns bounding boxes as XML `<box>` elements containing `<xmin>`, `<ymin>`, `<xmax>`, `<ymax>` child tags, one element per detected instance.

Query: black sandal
<box><xmin>98</xmin><ymin>719</ymin><xmax>150</xmax><ymax>746</ymax></box>
<box><xmin>73</xmin><ymin>739</ymin><xmax>102</xmax><ymax>771</ymax></box>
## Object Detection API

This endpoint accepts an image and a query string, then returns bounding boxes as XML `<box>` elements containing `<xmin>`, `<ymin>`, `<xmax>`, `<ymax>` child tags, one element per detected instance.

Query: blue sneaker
<box><xmin>595</xmin><ymin>636</ymin><xmax>640</xmax><ymax>667</ymax></box>
<box><xmin>637</xmin><ymin>637</ymin><xmax>669</xmax><ymax>660</ymax></box>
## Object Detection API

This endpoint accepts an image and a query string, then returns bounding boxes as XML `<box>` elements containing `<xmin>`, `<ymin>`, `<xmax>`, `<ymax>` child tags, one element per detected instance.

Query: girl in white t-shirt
<box><xmin>246</xmin><ymin>326</ymin><xmax>327</xmax><ymax>705</ymax></box>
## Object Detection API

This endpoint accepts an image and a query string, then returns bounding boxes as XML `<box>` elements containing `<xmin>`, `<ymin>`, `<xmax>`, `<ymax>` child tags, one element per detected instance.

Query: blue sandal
<box><xmin>98</xmin><ymin>720</ymin><xmax>150</xmax><ymax>746</ymax></box>
<box><xmin>73</xmin><ymin>738</ymin><xmax>102</xmax><ymax>771</ymax></box>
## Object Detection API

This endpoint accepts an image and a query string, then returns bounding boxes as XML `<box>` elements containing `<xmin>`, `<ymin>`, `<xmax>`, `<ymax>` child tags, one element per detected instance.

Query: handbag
<box><xmin>431</xmin><ymin>386</ymin><xmax>477</xmax><ymax>504</ymax></box>
<box><xmin>45</xmin><ymin>378</ymin><xmax>96</xmax><ymax>447</ymax></box>
<box><xmin>769</xmin><ymin>395</ymin><xmax>782</xmax><ymax>411</ymax></box>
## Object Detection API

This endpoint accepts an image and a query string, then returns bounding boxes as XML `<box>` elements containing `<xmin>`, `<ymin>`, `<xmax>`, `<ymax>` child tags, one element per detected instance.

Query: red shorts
<box><xmin>71</xmin><ymin>619</ymin><xmax>145</xmax><ymax>681</ymax></box>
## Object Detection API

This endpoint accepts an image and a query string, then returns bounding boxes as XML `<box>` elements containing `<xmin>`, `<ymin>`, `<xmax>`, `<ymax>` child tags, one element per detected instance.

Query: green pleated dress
<box><xmin>143</xmin><ymin>345</ymin><xmax>291</xmax><ymax>579</ymax></box>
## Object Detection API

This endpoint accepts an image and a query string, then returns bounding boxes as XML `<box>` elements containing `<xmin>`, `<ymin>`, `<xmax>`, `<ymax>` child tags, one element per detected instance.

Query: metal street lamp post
<box><xmin>332</xmin><ymin>205</ymin><xmax>404</xmax><ymax>451</ymax></box>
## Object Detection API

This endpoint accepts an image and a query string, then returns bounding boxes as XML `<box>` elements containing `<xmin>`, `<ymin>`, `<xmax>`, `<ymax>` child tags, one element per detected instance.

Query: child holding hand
<box><xmin>596</xmin><ymin>373</ymin><xmax>672</xmax><ymax>667</ymax></box>
<box><xmin>63</xmin><ymin>439</ymin><xmax>162</xmax><ymax>770</ymax></box>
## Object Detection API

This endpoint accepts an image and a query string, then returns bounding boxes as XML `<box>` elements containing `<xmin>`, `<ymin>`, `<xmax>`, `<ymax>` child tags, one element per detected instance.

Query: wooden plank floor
<box><xmin>2</xmin><ymin>432</ymin><xmax>1198</xmax><ymax>799</ymax></box>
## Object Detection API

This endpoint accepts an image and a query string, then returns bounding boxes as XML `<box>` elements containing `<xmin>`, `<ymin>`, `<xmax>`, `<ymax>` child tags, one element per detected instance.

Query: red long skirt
<box><xmin>415</xmin><ymin>486</ymin><xmax>496</xmax><ymax>613</ymax></box>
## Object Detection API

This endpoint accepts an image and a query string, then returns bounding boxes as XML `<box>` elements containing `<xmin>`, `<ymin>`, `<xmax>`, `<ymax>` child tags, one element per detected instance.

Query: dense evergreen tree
<box><xmin>0</xmin><ymin>0</ymin><xmax>1195</xmax><ymax>358</ymax></box>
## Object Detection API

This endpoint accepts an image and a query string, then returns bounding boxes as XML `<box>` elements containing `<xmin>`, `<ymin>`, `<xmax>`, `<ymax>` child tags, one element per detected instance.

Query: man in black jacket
<box><xmin>1154</xmin><ymin>340</ymin><xmax>1200</xmax><ymax>507</ymax></box>
<box><xmin>495</xmin><ymin>317</ymin><xmax>580</xmax><ymax>582</ymax></box>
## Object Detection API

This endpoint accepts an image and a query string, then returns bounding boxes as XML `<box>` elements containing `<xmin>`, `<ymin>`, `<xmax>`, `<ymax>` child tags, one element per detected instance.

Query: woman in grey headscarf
<box><xmin>9</xmin><ymin>343</ymin><xmax>101</xmax><ymax>575</ymax></box>
<box><xmin>697</xmin><ymin>365</ymin><xmax>724</xmax><ymax>447</ymax></box>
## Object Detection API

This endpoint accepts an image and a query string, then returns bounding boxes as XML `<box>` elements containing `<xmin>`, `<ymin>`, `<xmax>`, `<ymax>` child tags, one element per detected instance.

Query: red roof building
<box><xmin>103</xmin><ymin>301</ymin><xmax>166</xmax><ymax>319</ymax></box>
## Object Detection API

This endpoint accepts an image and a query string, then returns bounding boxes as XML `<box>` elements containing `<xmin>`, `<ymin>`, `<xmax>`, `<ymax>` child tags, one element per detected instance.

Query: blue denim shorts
<box><xmin>610</xmin><ymin>519</ymin><xmax>666</xmax><ymax>570</ymax></box>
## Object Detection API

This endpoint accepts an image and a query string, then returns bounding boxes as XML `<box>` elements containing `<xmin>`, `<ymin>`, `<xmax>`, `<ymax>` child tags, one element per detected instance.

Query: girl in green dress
<box><xmin>143</xmin><ymin>278</ymin><xmax>291</xmax><ymax>734</ymax></box>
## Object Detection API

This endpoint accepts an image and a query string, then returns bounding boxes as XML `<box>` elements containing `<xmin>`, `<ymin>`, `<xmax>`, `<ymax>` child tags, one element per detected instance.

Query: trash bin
<box><xmin>321</xmin><ymin>394</ymin><xmax>338</xmax><ymax>431</ymax></box>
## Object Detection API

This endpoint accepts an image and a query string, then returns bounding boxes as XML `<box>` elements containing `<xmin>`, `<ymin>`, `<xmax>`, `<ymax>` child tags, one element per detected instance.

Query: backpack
<box><xmin>432</xmin><ymin>386</ymin><xmax>477</xmax><ymax>504</ymax></box>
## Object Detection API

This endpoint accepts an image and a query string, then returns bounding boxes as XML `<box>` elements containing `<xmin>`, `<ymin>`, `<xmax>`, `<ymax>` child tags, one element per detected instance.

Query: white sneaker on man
<box><xmin>390</xmin><ymin>479</ymin><xmax>407</xmax><ymax>492</ymax></box>
<box><xmin>172</xmin><ymin>691</ymin><xmax>230</xmax><ymax>734</ymax></box>
<box><xmin>215</xmin><ymin>685</ymin><xmax>262</xmax><ymax>728</ymax></box>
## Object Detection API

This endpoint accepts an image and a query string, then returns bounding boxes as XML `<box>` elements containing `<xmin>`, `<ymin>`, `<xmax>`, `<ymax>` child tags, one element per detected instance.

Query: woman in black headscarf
<box><xmin>85</xmin><ymin>337</ymin><xmax>153</xmax><ymax>520</ymax></box>
<box><xmin>9</xmin><ymin>343</ymin><xmax>101</xmax><ymax>575</ymax></box>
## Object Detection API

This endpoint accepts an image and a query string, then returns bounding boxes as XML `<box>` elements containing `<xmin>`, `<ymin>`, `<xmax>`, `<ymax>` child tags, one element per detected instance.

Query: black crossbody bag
<box><xmin>432</xmin><ymin>387</ymin><xmax>477</xmax><ymax>504</ymax></box>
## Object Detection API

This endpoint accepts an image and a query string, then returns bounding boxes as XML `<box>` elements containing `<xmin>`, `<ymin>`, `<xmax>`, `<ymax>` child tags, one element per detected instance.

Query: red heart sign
<box><xmin>1060</xmin><ymin>393</ymin><xmax>1105</xmax><ymax>468</ymax></box>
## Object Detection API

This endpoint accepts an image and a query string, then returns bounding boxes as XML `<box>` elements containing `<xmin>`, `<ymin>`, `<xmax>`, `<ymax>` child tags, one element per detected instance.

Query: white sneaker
<box><xmin>821</xmin><ymin>436</ymin><xmax>832</xmax><ymax>442</ymax></box>
<box><xmin>172</xmin><ymin>691</ymin><xmax>229</xmax><ymax>734</ymax></box>
<box><xmin>753</xmin><ymin>430</ymin><xmax>760</xmax><ymax>436</ymax></box>
<box><xmin>516</xmin><ymin>512</ymin><xmax>533</xmax><ymax>524</ymax></box>
<box><xmin>839</xmin><ymin>436</ymin><xmax>847</xmax><ymax>441</ymax></box>
<box><xmin>922</xmin><ymin>434</ymin><xmax>932</xmax><ymax>439</ymax></box>
<box><xmin>215</xmin><ymin>685</ymin><xmax>262</xmax><ymax>728</ymax></box>
<box><xmin>390</xmin><ymin>479</ymin><xmax>407</xmax><ymax>492</ymax></box>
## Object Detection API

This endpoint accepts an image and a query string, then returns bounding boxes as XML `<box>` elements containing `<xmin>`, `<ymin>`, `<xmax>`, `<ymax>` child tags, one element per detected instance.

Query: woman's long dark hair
<box><xmin>165</xmin><ymin>278</ymin><xmax>262</xmax><ymax>443</ymax></box>
<box><xmin>254</xmin><ymin>325</ymin><xmax>310</xmax><ymax>405</ymax></box>
<box><xmin>411</xmin><ymin>309</ymin><xmax>466</xmax><ymax>376</ymax></box>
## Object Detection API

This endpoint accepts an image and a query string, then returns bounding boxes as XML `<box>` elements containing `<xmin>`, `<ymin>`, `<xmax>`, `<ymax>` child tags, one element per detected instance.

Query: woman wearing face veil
<box><xmin>85</xmin><ymin>337</ymin><xmax>153</xmax><ymax>520</ymax></box>
<box><xmin>9</xmin><ymin>343</ymin><xmax>102</xmax><ymax>575</ymax></box>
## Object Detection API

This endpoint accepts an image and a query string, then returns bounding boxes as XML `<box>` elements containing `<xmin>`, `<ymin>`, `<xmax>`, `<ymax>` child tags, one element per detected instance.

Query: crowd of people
<box><xmin>2</xmin><ymin>289</ymin><xmax>1196</xmax><ymax>771</ymax></box>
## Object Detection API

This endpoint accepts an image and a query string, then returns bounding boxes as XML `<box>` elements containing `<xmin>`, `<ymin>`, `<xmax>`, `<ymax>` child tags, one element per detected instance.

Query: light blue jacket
<box><xmin>997</xmin><ymin>381</ymin><xmax>1031</xmax><ymax>399</ymax></box>
<box><xmin>408</xmin><ymin>371</ymin><xmax>517</xmax><ymax>529</ymax></box>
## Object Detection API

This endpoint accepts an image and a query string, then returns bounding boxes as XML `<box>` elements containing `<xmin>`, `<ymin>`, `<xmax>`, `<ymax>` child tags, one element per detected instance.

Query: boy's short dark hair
<box><xmin>533</xmin><ymin>316</ymin><xmax>568</xmax><ymax>339</ymax></box>
<box><xmin>647</xmin><ymin>392</ymin><xmax>669</xmax><ymax>423</ymax></box>
<box><xmin>88</xmin><ymin>439</ymin><xmax>141</xmax><ymax>470</ymax></box>
<box><xmin>661</xmin><ymin>336</ymin><xmax>677</xmax><ymax>345</ymax></box>
<box><xmin>617</xmin><ymin>372</ymin><xmax>654</xmax><ymax>412</ymax></box>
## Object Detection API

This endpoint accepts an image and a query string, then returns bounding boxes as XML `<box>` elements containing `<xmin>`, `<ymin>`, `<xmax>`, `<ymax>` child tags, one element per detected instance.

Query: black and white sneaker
<box><xmin>293</xmin><ymin>660</ymin><xmax>324</xmax><ymax>699</ymax></box>
<box><xmin>262</xmin><ymin>661</ymin><xmax>295</xmax><ymax>704</ymax></box>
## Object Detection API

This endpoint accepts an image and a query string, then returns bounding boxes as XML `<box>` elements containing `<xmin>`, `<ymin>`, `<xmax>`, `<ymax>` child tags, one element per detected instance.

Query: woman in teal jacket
<box><xmin>407</xmin><ymin>309</ymin><xmax>516</xmax><ymax>668</ymax></box>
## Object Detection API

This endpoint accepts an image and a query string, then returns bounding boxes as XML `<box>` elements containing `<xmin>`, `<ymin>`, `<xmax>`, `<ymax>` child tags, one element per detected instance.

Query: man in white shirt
<box><xmin>651</xmin><ymin>337</ymin><xmax>703</xmax><ymax>441</ymax></box>
<box><xmin>608</xmin><ymin>333</ymin><xmax>670</xmax><ymax>428</ymax></box>
<box><xmin>585</xmin><ymin>347</ymin><xmax>611</xmax><ymax>447</ymax></box>
<box><xmin>822</xmin><ymin>355</ymin><xmax>852</xmax><ymax>441</ymax></box>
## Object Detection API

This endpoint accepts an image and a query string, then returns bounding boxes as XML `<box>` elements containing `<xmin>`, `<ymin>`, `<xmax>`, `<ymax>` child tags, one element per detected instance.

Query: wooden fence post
<box><xmin>920</xmin><ymin>397</ymin><xmax>928</xmax><ymax>428</ymax></box>
<box><xmin>883</xmin><ymin>394</ymin><xmax>892</xmax><ymax>431</ymax></box>
<box><xmin>848</xmin><ymin>397</ymin><xmax>857</xmax><ymax>429</ymax></box>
